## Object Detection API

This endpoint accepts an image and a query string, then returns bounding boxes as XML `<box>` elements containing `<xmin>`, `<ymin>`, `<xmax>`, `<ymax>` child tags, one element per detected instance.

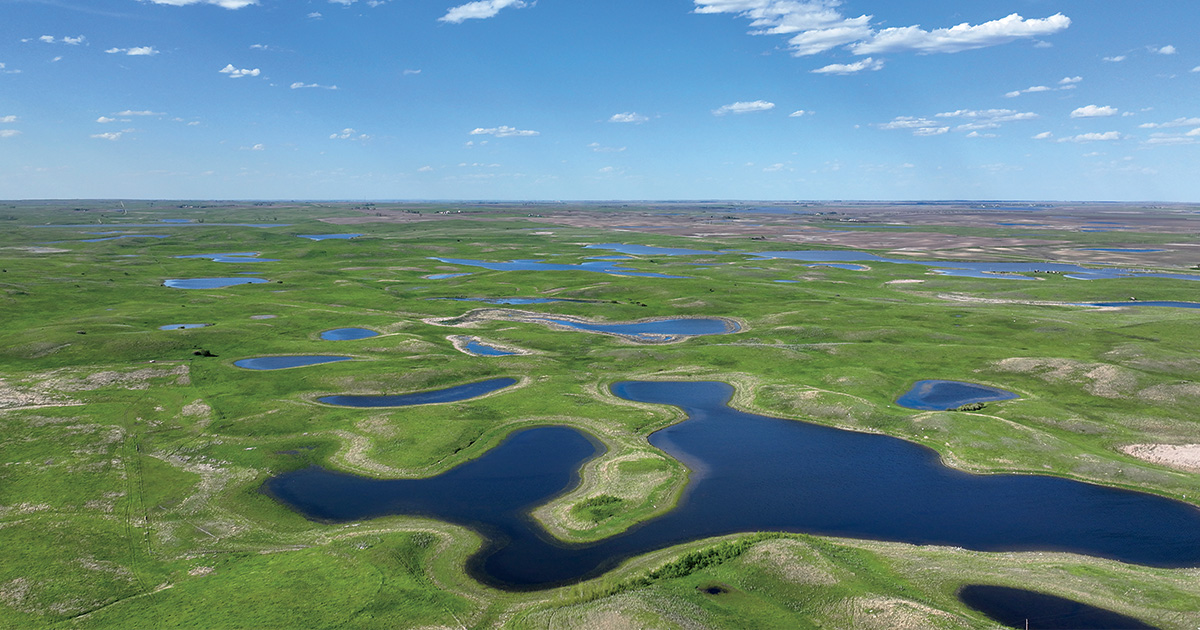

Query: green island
<box><xmin>2</xmin><ymin>200</ymin><xmax>1199</xmax><ymax>629</ymax></box>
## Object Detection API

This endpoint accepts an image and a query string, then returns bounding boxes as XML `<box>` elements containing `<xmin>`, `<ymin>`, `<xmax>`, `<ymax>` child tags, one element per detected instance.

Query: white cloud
<box><xmin>1103</xmin><ymin>55</ymin><xmax>1126</xmax><ymax>62</ymax></box>
<box><xmin>712</xmin><ymin>100</ymin><xmax>775</xmax><ymax>115</ymax></box>
<box><xmin>609</xmin><ymin>112</ymin><xmax>648</xmax><ymax>123</ymax></box>
<box><xmin>0</xmin><ymin>62</ymin><xmax>17</xmax><ymax>74</ymax></box>
<box><xmin>115</xmin><ymin>110</ymin><xmax>163</xmax><ymax>116</ymax></box>
<box><xmin>106</xmin><ymin>46</ymin><xmax>159</xmax><ymax>56</ymax></box>
<box><xmin>912</xmin><ymin>126</ymin><xmax>949</xmax><ymax>136</ymax></box>
<box><xmin>1071</xmin><ymin>105</ymin><xmax>1118</xmax><ymax>118</ymax></box>
<box><xmin>0</xmin><ymin>130</ymin><xmax>20</xmax><ymax>138</ymax></box>
<box><xmin>307</xmin><ymin>12</ymin><xmax>322</xmax><ymax>18</ymax></box>
<box><xmin>1005</xmin><ymin>85</ymin><xmax>1050</xmax><ymax>97</ymax></box>
<box><xmin>330</xmin><ymin>128</ymin><xmax>371</xmax><ymax>140</ymax></box>
<box><xmin>1059</xmin><ymin>76</ymin><xmax>1082</xmax><ymax>85</ymax></box>
<box><xmin>0</xmin><ymin>115</ymin><xmax>16</xmax><ymax>123</ymax></box>
<box><xmin>469</xmin><ymin>125</ymin><xmax>539</xmax><ymax>137</ymax></box>
<box><xmin>1153</xmin><ymin>45</ymin><xmax>1177</xmax><ymax>55</ymax></box>
<box><xmin>403</xmin><ymin>69</ymin><xmax>422</xmax><ymax>75</ymax></box>
<box><xmin>96</xmin><ymin>116</ymin><xmax>117</xmax><ymax>123</ymax></box>
<box><xmin>788</xmin><ymin>109</ymin><xmax>810</xmax><ymax>117</ymax></box>
<box><xmin>1032</xmin><ymin>131</ymin><xmax>1053</xmax><ymax>140</ymax></box>
<box><xmin>439</xmin><ymin>0</ymin><xmax>528</xmax><ymax>24</ymax></box>
<box><xmin>1058</xmin><ymin>131</ymin><xmax>1122</xmax><ymax>143</ymax></box>
<box><xmin>140</xmin><ymin>0</ymin><xmax>258</xmax><ymax>8</ymax></box>
<box><xmin>1138</xmin><ymin>117</ymin><xmax>1200</xmax><ymax>129</ymax></box>
<box><xmin>852</xmin><ymin>13</ymin><xmax>1070</xmax><ymax>55</ymax></box>
<box><xmin>881</xmin><ymin>109</ymin><xmax>1035</xmax><ymax>135</ymax></box>
<box><xmin>694</xmin><ymin>3</ymin><xmax>1069</xmax><ymax>60</ymax></box>
<box><xmin>91</xmin><ymin>132</ymin><xmax>123</xmax><ymax>141</ymax></box>
<box><xmin>965</xmin><ymin>131</ymin><xmax>997</xmax><ymax>138</ymax></box>
<box><xmin>417</xmin><ymin>166</ymin><xmax>434</xmax><ymax>172</ymax></box>
<box><xmin>811</xmin><ymin>57</ymin><xmax>883</xmax><ymax>74</ymax></box>
<box><xmin>1193</xmin><ymin>66</ymin><xmax>1200</xmax><ymax>73</ymax></box>
<box><xmin>219</xmin><ymin>64</ymin><xmax>260</xmax><ymax>78</ymax></box>
<box><xmin>588</xmin><ymin>142</ymin><xmax>626</xmax><ymax>153</ymax></box>
<box><xmin>37</xmin><ymin>35</ymin><xmax>86</xmax><ymax>45</ymax></box>
<box><xmin>290</xmin><ymin>82</ymin><xmax>338</xmax><ymax>90</ymax></box>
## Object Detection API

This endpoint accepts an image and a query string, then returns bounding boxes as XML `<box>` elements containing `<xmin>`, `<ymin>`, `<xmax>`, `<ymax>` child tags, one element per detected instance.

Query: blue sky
<box><xmin>1</xmin><ymin>0</ymin><xmax>1197</xmax><ymax>200</ymax></box>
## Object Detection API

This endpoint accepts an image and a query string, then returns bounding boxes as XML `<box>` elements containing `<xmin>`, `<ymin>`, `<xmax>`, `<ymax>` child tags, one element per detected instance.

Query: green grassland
<box><xmin>1</xmin><ymin>200</ymin><xmax>1199</xmax><ymax>628</ymax></box>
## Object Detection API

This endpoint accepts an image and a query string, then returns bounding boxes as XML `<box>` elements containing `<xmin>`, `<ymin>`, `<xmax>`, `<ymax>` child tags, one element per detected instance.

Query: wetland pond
<box><xmin>895</xmin><ymin>380</ymin><xmax>1019</xmax><ymax>411</ymax></box>
<box><xmin>463</xmin><ymin>340</ymin><xmax>517</xmax><ymax>357</ymax></box>
<box><xmin>1085</xmin><ymin>301</ymin><xmax>1200</xmax><ymax>309</ymax></box>
<box><xmin>957</xmin><ymin>585</ymin><xmax>1157</xmax><ymax>629</ymax></box>
<box><xmin>158</xmin><ymin>323</ymin><xmax>210</xmax><ymax>330</ymax></box>
<box><xmin>318</xmin><ymin>377</ymin><xmax>517</xmax><ymax>407</ymax></box>
<box><xmin>320</xmin><ymin>328</ymin><xmax>379</xmax><ymax>341</ymax></box>
<box><xmin>266</xmin><ymin>381</ymin><xmax>1200</xmax><ymax>590</ymax></box>
<box><xmin>163</xmin><ymin>277</ymin><xmax>268</xmax><ymax>289</ymax></box>
<box><xmin>524</xmin><ymin>316</ymin><xmax>738</xmax><ymax>342</ymax></box>
<box><xmin>430</xmin><ymin>257</ymin><xmax>685</xmax><ymax>279</ymax></box>
<box><xmin>235</xmin><ymin>356</ymin><xmax>353</xmax><ymax>370</ymax></box>
<box><xmin>176</xmin><ymin>252</ymin><xmax>280</xmax><ymax>263</ymax></box>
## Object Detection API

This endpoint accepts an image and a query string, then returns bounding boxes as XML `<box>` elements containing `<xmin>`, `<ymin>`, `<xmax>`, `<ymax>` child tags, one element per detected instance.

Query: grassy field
<box><xmin>1</xmin><ymin>200</ymin><xmax>1199</xmax><ymax>628</ymax></box>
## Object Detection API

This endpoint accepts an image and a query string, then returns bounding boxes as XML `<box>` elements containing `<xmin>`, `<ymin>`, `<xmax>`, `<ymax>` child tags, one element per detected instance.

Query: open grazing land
<box><xmin>3</xmin><ymin>200</ymin><xmax>1200</xmax><ymax>629</ymax></box>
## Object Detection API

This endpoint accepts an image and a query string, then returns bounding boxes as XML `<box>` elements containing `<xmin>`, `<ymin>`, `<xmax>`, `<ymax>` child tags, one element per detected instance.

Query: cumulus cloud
<box><xmin>219</xmin><ymin>63</ymin><xmax>260</xmax><ymax>78</ymax></box>
<box><xmin>609</xmin><ymin>112</ymin><xmax>648</xmax><ymax>123</ymax></box>
<box><xmin>0</xmin><ymin>130</ymin><xmax>20</xmax><ymax>138</ymax></box>
<box><xmin>1057</xmin><ymin>131</ymin><xmax>1122</xmax><ymax>143</ymax></box>
<box><xmin>694</xmin><ymin>2</ymin><xmax>1069</xmax><ymax>62</ymax></box>
<box><xmin>469</xmin><ymin>125</ymin><xmax>539</xmax><ymax>137</ymax></box>
<box><xmin>96</xmin><ymin>116</ymin><xmax>117</xmax><ymax>123</ymax></box>
<box><xmin>417</xmin><ymin>165</ymin><xmax>434</xmax><ymax>172</ymax></box>
<box><xmin>139</xmin><ymin>0</ymin><xmax>258</xmax><ymax>8</ymax></box>
<box><xmin>1153</xmin><ymin>45</ymin><xmax>1177</xmax><ymax>55</ymax></box>
<box><xmin>330</xmin><ymin>128</ymin><xmax>371</xmax><ymax>140</ymax></box>
<box><xmin>403</xmin><ymin>69</ymin><xmax>422</xmax><ymax>75</ymax></box>
<box><xmin>0</xmin><ymin>115</ymin><xmax>16</xmax><ymax>123</ymax></box>
<box><xmin>588</xmin><ymin>142</ymin><xmax>626</xmax><ymax>153</ymax></box>
<box><xmin>0</xmin><ymin>62</ymin><xmax>18</xmax><ymax>74</ymax></box>
<box><xmin>880</xmin><ymin>109</ymin><xmax>1035</xmax><ymax>136</ymax></box>
<box><xmin>115</xmin><ymin>109</ymin><xmax>164</xmax><ymax>116</ymax></box>
<box><xmin>1059</xmin><ymin>76</ymin><xmax>1082</xmax><ymax>85</ymax></box>
<box><xmin>1103</xmin><ymin>55</ymin><xmax>1126</xmax><ymax>62</ymax></box>
<box><xmin>811</xmin><ymin>57</ymin><xmax>883</xmax><ymax>74</ymax></box>
<box><xmin>439</xmin><ymin>0</ymin><xmax>528</xmax><ymax>24</ymax></box>
<box><xmin>91</xmin><ymin>131</ymin><xmax>123</xmax><ymax>141</ymax></box>
<box><xmin>290</xmin><ymin>82</ymin><xmax>338</xmax><ymax>90</ymax></box>
<box><xmin>1193</xmin><ymin>66</ymin><xmax>1200</xmax><ymax>73</ymax></box>
<box><xmin>712</xmin><ymin>100</ymin><xmax>775</xmax><ymax>115</ymax></box>
<box><xmin>788</xmin><ymin>109</ymin><xmax>810</xmax><ymax>117</ymax></box>
<box><xmin>106</xmin><ymin>46</ymin><xmax>159</xmax><ymax>56</ymax></box>
<box><xmin>1005</xmin><ymin>85</ymin><xmax>1050</xmax><ymax>97</ymax></box>
<box><xmin>36</xmin><ymin>35</ymin><xmax>86</xmax><ymax>45</ymax></box>
<box><xmin>1138</xmin><ymin>117</ymin><xmax>1200</xmax><ymax>129</ymax></box>
<box><xmin>1071</xmin><ymin>105</ymin><xmax>1118</xmax><ymax>118</ymax></box>
<box><xmin>1032</xmin><ymin>131</ymin><xmax>1053</xmax><ymax>140</ymax></box>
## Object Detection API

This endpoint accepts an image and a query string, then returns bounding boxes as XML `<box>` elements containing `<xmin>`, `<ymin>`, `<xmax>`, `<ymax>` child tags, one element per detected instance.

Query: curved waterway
<box><xmin>524</xmin><ymin>316</ymin><xmax>738</xmax><ymax>341</ymax></box>
<box><xmin>896</xmin><ymin>380</ymin><xmax>1019</xmax><ymax>411</ymax></box>
<box><xmin>235</xmin><ymin>356</ymin><xmax>353</xmax><ymax>370</ymax></box>
<box><xmin>163</xmin><ymin>277</ymin><xmax>268</xmax><ymax>289</ymax></box>
<box><xmin>319</xmin><ymin>377</ymin><xmax>516</xmax><ymax>407</ymax></box>
<box><xmin>266</xmin><ymin>381</ymin><xmax>1200</xmax><ymax>590</ymax></box>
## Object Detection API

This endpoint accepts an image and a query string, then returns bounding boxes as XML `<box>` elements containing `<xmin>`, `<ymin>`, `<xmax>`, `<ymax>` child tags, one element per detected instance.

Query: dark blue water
<box><xmin>267</xmin><ymin>381</ymin><xmax>1200</xmax><ymax>589</ymax></box>
<box><xmin>298</xmin><ymin>234</ymin><xmax>363</xmax><ymax>240</ymax></box>
<box><xmin>320</xmin><ymin>328</ymin><xmax>379</xmax><ymax>341</ymax></box>
<box><xmin>527</xmin><ymin>317</ymin><xmax>738</xmax><ymax>341</ymax></box>
<box><xmin>584</xmin><ymin>243</ymin><xmax>727</xmax><ymax>256</ymax></box>
<box><xmin>426</xmin><ymin>273</ymin><xmax>472</xmax><ymax>279</ymax></box>
<box><xmin>896</xmin><ymin>380</ymin><xmax>1020</xmax><ymax>411</ymax></box>
<box><xmin>176</xmin><ymin>252</ymin><xmax>279</xmax><ymax>263</ymax></box>
<box><xmin>318</xmin><ymin>377</ymin><xmax>517</xmax><ymax>407</ymax></box>
<box><xmin>159</xmin><ymin>219</ymin><xmax>194</xmax><ymax>223</ymax></box>
<box><xmin>431</xmin><ymin>257</ymin><xmax>685</xmax><ymax>279</ymax></box>
<box><xmin>1086</xmin><ymin>301</ymin><xmax>1200</xmax><ymax>309</ymax></box>
<box><xmin>464</xmin><ymin>340</ymin><xmax>517</xmax><ymax>357</ymax></box>
<box><xmin>158</xmin><ymin>323</ymin><xmax>210</xmax><ymax>330</ymax></box>
<box><xmin>79</xmin><ymin>234</ymin><xmax>171</xmax><ymax>242</ymax></box>
<box><xmin>163</xmin><ymin>278</ymin><xmax>268</xmax><ymax>289</ymax></box>
<box><xmin>750</xmin><ymin>250</ymin><xmax>1200</xmax><ymax>282</ymax></box>
<box><xmin>958</xmin><ymin>585</ymin><xmax>1158</xmax><ymax>629</ymax></box>
<box><xmin>234</xmin><ymin>356</ymin><xmax>353</xmax><ymax>370</ymax></box>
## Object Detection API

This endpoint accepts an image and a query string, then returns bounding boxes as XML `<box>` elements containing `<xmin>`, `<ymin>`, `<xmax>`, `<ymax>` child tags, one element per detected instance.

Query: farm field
<box><xmin>2</xmin><ymin>200</ymin><xmax>1199</xmax><ymax>629</ymax></box>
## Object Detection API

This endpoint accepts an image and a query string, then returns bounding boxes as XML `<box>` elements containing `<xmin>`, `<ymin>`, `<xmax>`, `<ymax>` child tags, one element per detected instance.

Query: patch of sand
<box><xmin>1122</xmin><ymin>444</ymin><xmax>1200</xmax><ymax>473</ymax></box>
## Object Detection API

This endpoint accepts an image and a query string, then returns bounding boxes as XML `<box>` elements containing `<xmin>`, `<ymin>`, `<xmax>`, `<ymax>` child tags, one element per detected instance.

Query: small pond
<box><xmin>158</xmin><ymin>323</ymin><xmax>210</xmax><ymax>330</ymax></box>
<box><xmin>320</xmin><ymin>328</ymin><xmax>380</xmax><ymax>341</ymax></box>
<box><xmin>235</xmin><ymin>356</ymin><xmax>354</xmax><ymax>370</ymax></box>
<box><xmin>163</xmin><ymin>278</ymin><xmax>268</xmax><ymax>289</ymax></box>
<box><xmin>805</xmin><ymin>263</ymin><xmax>867</xmax><ymax>271</ymax></box>
<box><xmin>1085</xmin><ymin>301</ymin><xmax>1200</xmax><ymax>309</ymax></box>
<box><xmin>524</xmin><ymin>317</ymin><xmax>739</xmax><ymax>342</ymax></box>
<box><xmin>298</xmin><ymin>234</ymin><xmax>363</xmax><ymax>241</ymax></box>
<box><xmin>584</xmin><ymin>243</ymin><xmax>727</xmax><ymax>256</ymax></box>
<box><xmin>79</xmin><ymin>234</ymin><xmax>171</xmax><ymax>242</ymax></box>
<box><xmin>430</xmin><ymin>257</ymin><xmax>685</xmax><ymax>279</ymax></box>
<box><xmin>267</xmin><ymin>380</ymin><xmax>1200</xmax><ymax>589</ymax></box>
<box><xmin>319</xmin><ymin>377</ymin><xmax>517</xmax><ymax>408</ymax></box>
<box><xmin>896</xmin><ymin>380</ymin><xmax>1020</xmax><ymax>411</ymax></box>
<box><xmin>957</xmin><ymin>585</ymin><xmax>1157</xmax><ymax>629</ymax></box>
<box><xmin>426</xmin><ymin>273</ymin><xmax>473</xmax><ymax>280</ymax></box>
<box><xmin>463</xmin><ymin>340</ymin><xmax>517</xmax><ymax>357</ymax></box>
<box><xmin>176</xmin><ymin>252</ymin><xmax>280</xmax><ymax>263</ymax></box>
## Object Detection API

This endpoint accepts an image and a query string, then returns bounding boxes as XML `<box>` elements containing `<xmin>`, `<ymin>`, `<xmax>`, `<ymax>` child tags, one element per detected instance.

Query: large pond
<box><xmin>318</xmin><ymin>377</ymin><xmax>517</xmax><ymax>407</ymax></box>
<box><xmin>524</xmin><ymin>316</ymin><xmax>739</xmax><ymax>342</ymax></box>
<box><xmin>584</xmin><ymin>243</ymin><xmax>728</xmax><ymax>256</ymax></box>
<box><xmin>957</xmin><ymin>585</ymin><xmax>1157</xmax><ymax>629</ymax></box>
<box><xmin>430</xmin><ymin>257</ymin><xmax>685</xmax><ymax>279</ymax></box>
<box><xmin>176</xmin><ymin>252</ymin><xmax>280</xmax><ymax>263</ymax></box>
<box><xmin>1085</xmin><ymin>301</ymin><xmax>1200</xmax><ymax>309</ymax></box>
<box><xmin>895</xmin><ymin>380</ymin><xmax>1019</xmax><ymax>411</ymax></box>
<box><xmin>320</xmin><ymin>328</ymin><xmax>379</xmax><ymax>341</ymax></box>
<box><xmin>235</xmin><ymin>356</ymin><xmax>353</xmax><ymax>370</ymax></box>
<box><xmin>463</xmin><ymin>340</ymin><xmax>518</xmax><ymax>357</ymax></box>
<box><xmin>266</xmin><ymin>381</ymin><xmax>1200</xmax><ymax>590</ymax></box>
<box><xmin>163</xmin><ymin>278</ymin><xmax>268</xmax><ymax>289</ymax></box>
